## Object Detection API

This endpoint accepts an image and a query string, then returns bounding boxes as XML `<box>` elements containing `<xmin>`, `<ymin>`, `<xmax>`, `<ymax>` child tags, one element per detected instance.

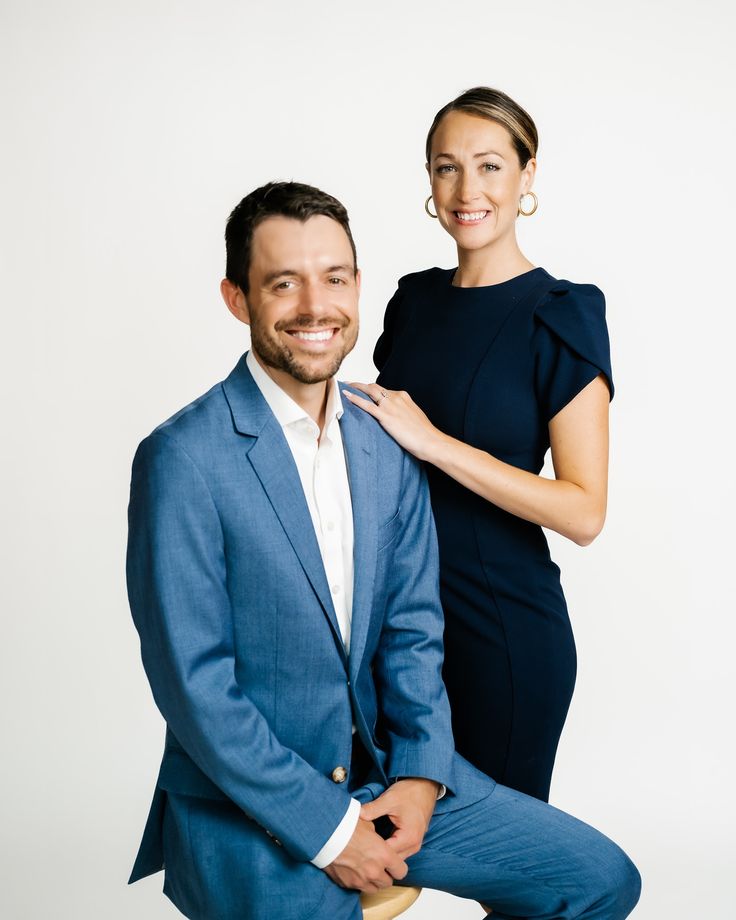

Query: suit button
<box><xmin>331</xmin><ymin>765</ymin><xmax>348</xmax><ymax>783</ymax></box>
<box><xmin>265</xmin><ymin>830</ymin><xmax>282</xmax><ymax>847</ymax></box>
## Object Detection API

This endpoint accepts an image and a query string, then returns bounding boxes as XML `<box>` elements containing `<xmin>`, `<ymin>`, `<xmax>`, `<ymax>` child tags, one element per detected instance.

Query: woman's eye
<box><xmin>436</xmin><ymin>164</ymin><xmax>456</xmax><ymax>174</ymax></box>
<box><xmin>483</xmin><ymin>163</ymin><xmax>500</xmax><ymax>172</ymax></box>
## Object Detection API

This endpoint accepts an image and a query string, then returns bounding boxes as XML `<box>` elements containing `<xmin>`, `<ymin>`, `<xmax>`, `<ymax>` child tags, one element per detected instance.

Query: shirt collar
<box><xmin>246</xmin><ymin>350</ymin><xmax>343</xmax><ymax>436</ymax></box>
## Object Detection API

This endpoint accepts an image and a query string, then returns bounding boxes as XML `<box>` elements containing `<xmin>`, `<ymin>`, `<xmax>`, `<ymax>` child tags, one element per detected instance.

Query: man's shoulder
<box><xmin>144</xmin><ymin>380</ymin><xmax>228</xmax><ymax>450</ymax></box>
<box><xmin>133</xmin><ymin>363</ymin><xmax>250</xmax><ymax>478</ymax></box>
<box><xmin>136</xmin><ymin>353</ymin><xmax>255</xmax><ymax>454</ymax></box>
<box><xmin>338</xmin><ymin>386</ymin><xmax>417</xmax><ymax>473</ymax></box>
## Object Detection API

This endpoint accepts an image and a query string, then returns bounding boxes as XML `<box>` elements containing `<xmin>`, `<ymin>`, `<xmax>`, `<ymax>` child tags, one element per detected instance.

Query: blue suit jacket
<box><xmin>127</xmin><ymin>355</ymin><xmax>474</xmax><ymax>917</ymax></box>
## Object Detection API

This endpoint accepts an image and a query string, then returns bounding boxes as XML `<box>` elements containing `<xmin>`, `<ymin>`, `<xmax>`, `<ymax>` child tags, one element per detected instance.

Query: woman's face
<box><xmin>428</xmin><ymin>110</ymin><xmax>536</xmax><ymax>255</ymax></box>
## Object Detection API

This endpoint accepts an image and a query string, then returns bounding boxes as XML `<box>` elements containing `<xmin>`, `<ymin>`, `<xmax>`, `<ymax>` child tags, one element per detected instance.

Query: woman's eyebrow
<box><xmin>433</xmin><ymin>150</ymin><xmax>506</xmax><ymax>160</ymax></box>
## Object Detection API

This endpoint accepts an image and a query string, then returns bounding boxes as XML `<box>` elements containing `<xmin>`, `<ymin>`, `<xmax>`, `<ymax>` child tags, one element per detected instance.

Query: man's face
<box><xmin>242</xmin><ymin>215</ymin><xmax>360</xmax><ymax>385</ymax></box>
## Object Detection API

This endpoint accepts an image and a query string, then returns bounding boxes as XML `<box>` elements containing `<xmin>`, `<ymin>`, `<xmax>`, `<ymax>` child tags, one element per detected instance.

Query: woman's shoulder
<box><xmin>533</xmin><ymin>275</ymin><xmax>608</xmax><ymax>342</ymax></box>
<box><xmin>535</xmin><ymin>275</ymin><xmax>606</xmax><ymax>313</ymax></box>
<box><xmin>374</xmin><ymin>268</ymin><xmax>451</xmax><ymax>371</ymax></box>
<box><xmin>532</xmin><ymin>274</ymin><xmax>613</xmax><ymax>403</ymax></box>
<box><xmin>395</xmin><ymin>266</ymin><xmax>453</xmax><ymax>293</ymax></box>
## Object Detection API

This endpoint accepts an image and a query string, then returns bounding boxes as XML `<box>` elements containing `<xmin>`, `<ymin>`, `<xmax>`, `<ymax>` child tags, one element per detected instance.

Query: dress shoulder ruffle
<box><xmin>532</xmin><ymin>281</ymin><xmax>614</xmax><ymax>422</ymax></box>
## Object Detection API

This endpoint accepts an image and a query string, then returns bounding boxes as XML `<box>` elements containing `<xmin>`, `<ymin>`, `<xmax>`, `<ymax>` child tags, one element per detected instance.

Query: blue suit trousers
<box><xmin>161</xmin><ymin>753</ymin><xmax>640</xmax><ymax>920</ymax></box>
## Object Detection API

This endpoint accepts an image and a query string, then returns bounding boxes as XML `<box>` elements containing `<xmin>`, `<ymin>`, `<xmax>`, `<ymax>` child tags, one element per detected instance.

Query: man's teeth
<box><xmin>456</xmin><ymin>211</ymin><xmax>488</xmax><ymax>221</ymax></box>
<box><xmin>291</xmin><ymin>330</ymin><xmax>334</xmax><ymax>341</ymax></box>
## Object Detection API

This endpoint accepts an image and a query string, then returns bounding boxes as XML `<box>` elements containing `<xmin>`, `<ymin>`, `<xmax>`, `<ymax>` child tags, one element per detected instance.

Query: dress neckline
<box><xmin>447</xmin><ymin>266</ymin><xmax>545</xmax><ymax>291</ymax></box>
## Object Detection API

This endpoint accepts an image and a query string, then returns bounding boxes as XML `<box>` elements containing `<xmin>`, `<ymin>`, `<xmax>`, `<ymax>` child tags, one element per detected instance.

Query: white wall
<box><xmin>1</xmin><ymin>1</ymin><xmax>734</xmax><ymax>917</ymax></box>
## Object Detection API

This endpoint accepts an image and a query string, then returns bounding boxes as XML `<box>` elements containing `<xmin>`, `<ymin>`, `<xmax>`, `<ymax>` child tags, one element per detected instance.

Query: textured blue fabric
<box><xmin>403</xmin><ymin>765</ymin><xmax>641</xmax><ymax>920</ymax></box>
<box><xmin>127</xmin><ymin>355</ymin><xmax>459</xmax><ymax>911</ymax></box>
<box><xmin>128</xmin><ymin>353</ymin><xmax>639</xmax><ymax>920</ymax></box>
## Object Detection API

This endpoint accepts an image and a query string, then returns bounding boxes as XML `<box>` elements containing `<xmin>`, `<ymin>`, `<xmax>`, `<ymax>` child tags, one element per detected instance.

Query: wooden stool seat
<box><xmin>360</xmin><ymin>885</ymin><xmax>422</xmax><ymax>919</ymax></box>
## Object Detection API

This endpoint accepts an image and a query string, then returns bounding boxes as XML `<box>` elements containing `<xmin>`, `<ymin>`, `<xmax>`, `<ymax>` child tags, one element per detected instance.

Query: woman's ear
<box><xmin>520</xmin><ymin>157</ymin><xmax>537</xmax><ymax>195</ymax></box>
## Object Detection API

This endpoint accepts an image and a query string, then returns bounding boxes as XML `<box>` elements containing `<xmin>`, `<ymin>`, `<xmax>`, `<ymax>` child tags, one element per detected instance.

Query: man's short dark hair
<box><xmin>225</xmin><ymin>181</ymin><xmax>358</xmax><ymax>295</ymax></box>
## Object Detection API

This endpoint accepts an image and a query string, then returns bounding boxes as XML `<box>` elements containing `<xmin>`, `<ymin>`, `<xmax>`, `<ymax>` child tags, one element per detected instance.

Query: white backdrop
<box><xmin>2</xmin><ymin>1</ymin><xmax>734</xmax><ymax>917</ymax></box>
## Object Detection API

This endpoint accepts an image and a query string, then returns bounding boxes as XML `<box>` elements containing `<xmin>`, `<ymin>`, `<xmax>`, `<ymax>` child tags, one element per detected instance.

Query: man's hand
<box><xmin>360</xmin><ymin>778</ymin><xmax>440</xmax><ymax>861</ymax></box>
<box><xmin>323</xmin><ymin>817</ymin><xmax>409</xmax><ymax>893</ymax></box>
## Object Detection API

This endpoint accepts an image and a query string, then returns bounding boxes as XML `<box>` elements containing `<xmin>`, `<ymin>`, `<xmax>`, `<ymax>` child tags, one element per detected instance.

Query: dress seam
<box><xmin>471</xmin><ymin>517</ymin><xmax>515</xmax><ymax>784</ymax></box>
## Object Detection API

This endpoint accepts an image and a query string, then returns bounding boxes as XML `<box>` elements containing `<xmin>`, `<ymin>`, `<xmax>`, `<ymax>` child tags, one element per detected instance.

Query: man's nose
<box><xmin>296</xmin><ymin>280</ymin><xmax>330</xmax><ymax>319</ymax></box>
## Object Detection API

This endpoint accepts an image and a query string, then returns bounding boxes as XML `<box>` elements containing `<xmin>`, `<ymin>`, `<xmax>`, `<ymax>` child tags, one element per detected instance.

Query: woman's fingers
<box><xmin>347</xmin><ymin>382</ymin><xmax>392</xmax><ymax>405</ymax></box>
<box><xmin>342</xmin><ymin>389</ymin><xmax>380</xmax><ymax>415</ymax></box>
<box><xmin>343</xmin><ymin>385</ymin><xmax>436</xmax><ymax>461</ymax></box>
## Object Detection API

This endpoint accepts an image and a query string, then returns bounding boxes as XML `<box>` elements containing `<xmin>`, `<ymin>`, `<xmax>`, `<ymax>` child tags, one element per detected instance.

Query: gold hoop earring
<box><xmin>518</xmin><ymin>191</ymin><xmax>538</xmax><ymax>217</ymax></box>
<box><xmin>424</xmin><ymin>195</ymin><xmax>438</xmax><ymax>219</ymax></box>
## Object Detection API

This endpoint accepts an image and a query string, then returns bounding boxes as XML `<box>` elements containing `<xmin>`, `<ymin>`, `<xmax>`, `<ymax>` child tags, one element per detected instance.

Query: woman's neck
<box><xmin>453</xmin><ymin>238</ymin><xmax>535</xmax><ymax>288</ymax></box>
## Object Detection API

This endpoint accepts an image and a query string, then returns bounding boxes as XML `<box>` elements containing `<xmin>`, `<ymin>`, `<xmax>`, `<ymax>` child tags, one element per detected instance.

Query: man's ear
<box><xmin>355</xmin><ymin>268</ymin><xmax>362</xmax><ymax>296</ymax></box>
<box><xmin>220</xmin><ymin>279</ymin><xmax>251</xmax><ymax>326</ymax></box>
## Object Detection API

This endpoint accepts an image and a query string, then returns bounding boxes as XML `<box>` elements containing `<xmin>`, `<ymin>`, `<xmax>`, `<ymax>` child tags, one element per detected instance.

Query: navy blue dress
<box><xmin>374</xmin><ymin>267</ymin><xmax>613</xmax><ymax>802</ymax></box>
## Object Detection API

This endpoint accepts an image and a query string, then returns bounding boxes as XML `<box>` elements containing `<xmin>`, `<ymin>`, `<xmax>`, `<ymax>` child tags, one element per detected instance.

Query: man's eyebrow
<box><xmin>262</xmin><ymin>269</ymin><xmax>300</xmax><ymax>285</ymax></box>
<box><xmin>325</xmin><ymin>264</ymin><xmax>354</xmax><ymax>275</ymax></box>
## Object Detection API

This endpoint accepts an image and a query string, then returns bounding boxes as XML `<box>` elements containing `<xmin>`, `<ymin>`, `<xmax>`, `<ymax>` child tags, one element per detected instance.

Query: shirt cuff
<box><xmin>310</xmin><ymin>797</ymin><xmax>361</xmax><ymax>868</ymax></box>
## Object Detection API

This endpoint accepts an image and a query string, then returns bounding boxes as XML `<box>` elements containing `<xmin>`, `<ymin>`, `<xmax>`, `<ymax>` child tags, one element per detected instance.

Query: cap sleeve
<box><xmin>533</xmin><ymin>281</ymin><xmax>614</xmax><ymax>423</ymax></box>
<box><xmin>373</xmin><ymin>280</ymin><xmax>406</xmax><ymax>371</ymax></box>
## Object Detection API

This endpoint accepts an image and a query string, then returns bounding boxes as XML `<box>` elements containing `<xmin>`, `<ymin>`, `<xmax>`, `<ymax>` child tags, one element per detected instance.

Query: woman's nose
<box><xmin>456</xmin><ymin>170</ymin><xmax>481</xmax><ymax>203</ymax></box>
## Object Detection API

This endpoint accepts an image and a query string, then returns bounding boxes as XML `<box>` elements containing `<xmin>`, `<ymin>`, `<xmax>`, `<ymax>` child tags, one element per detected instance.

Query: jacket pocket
<box><xmin>376</xmin><ymin>507</ymin><xmax>401</xmax><ymax>551</ymax></box>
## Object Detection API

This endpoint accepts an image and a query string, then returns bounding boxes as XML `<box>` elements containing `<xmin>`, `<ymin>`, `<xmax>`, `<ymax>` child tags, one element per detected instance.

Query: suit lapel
<box><xmin>222</xmin><ymin>357</ymin><xmax>347</xmax><ymax>664</ymax></box>
<box><xmin>339</xmin><ymin>398</ymin><xmax>379</xmax><ymax>678</ymax></box>
<box><xmin>247</xmin><ymin>432</ymin><xmax>347</xmax><ymax>661</ymax></box>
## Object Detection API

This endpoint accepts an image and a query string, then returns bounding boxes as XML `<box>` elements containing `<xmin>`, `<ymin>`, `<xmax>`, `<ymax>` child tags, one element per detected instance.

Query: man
<box><xmin>127</xmin><ymin>181</ymin><xmax>640</xmax><ymax>919</ymax></box>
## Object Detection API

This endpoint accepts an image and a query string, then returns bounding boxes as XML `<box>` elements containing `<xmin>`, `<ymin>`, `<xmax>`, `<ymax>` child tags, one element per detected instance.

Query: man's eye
<box><xmin>275</xmin><ymin>281</ymin><xmax>294</xmax><ymax>291</ymax></box>
<box><xmin>328</xmin><ymin>277</ymin><xmax>346</xmax><ymax>285</ymax></box>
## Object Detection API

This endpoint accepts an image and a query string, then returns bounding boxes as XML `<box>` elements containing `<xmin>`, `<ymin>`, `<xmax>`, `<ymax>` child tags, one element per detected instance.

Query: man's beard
<box><xmin>249</xmin><ymin>316</ymin><xmax>358</xmax><ymax>385</ymax></box>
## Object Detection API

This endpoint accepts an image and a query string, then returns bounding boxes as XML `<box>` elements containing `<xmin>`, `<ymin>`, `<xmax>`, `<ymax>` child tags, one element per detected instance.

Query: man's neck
<box><xmin>252</xmin><ymin>349</ymin><xmax>330</xmax><ymax>433</ymax></box>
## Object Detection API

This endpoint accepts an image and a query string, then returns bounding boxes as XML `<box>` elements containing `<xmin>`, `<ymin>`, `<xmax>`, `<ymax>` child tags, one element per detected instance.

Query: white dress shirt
<box><xmin>246</xmin><ymin>351</ymin><xmax>360</xmax><ymax>867</ymax></box>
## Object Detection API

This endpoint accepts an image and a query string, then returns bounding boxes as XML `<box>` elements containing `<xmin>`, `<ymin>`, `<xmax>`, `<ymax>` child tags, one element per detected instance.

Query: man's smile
<box><xmin>290</xmin><ymin>329</ymin><xmax>334</xmax><ymax>341</ymax></box>
<box><xmin>279</xmin><ymin>322</ymin><xmax>345</xmax><ymax>351</ymax></box>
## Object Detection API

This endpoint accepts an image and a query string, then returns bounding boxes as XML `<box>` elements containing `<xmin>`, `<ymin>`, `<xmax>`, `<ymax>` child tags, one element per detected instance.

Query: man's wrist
<box><xmin>310</xmin><ymin>798</ymin><xmax>360</xmax><ymax>868</ymax></box>
<box><xmin>393</xmin><ymin>776</ymin><xmax>446</xmax><ymax>800</ymax></box>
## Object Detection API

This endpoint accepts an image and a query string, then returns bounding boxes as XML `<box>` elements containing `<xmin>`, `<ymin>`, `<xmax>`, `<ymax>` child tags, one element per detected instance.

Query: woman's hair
<box><xmin>425</xmin><ymin>87</ymin><xmax>538</xmax><ymax>168</ymax></box>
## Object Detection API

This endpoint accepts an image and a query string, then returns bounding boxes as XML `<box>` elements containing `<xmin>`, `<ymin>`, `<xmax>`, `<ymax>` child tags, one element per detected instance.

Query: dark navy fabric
<box><xmin>375</xmin><ymin>267</ymin><xmax>613</xmax><ymax>801</ymax></box>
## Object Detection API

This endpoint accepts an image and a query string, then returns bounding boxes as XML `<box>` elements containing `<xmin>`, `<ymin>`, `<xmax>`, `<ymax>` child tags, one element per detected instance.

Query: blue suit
<box><xmin>127</xmin><ymin>355</ymin><xmax>641</xmax><ymax>920</ymax></box>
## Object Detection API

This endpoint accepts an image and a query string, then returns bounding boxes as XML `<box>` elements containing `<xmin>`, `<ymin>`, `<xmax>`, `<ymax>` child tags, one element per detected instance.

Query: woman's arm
<box><xmin>343</xmin><ymin>374</ymin><xmax>609</xmax><ymax>546</ymax></box>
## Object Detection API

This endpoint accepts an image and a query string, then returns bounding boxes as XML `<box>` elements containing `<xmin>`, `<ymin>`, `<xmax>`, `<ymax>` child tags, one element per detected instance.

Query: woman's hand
<box><xmin>344</xmin><ymin>376</ymin><xmax>610</xmax><ymax>546</ymax></box>
<box><xmin>343</xmin><ymin>383</ymin><xmax>444</xmax><ymax>462</ymax></box>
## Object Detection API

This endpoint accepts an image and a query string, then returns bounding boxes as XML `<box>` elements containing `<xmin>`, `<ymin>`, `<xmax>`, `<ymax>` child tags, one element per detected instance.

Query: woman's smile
<box><xmin>452</xmin><ymin>209</ymin><xmax>491</xmax><ymax>224</ymax></box>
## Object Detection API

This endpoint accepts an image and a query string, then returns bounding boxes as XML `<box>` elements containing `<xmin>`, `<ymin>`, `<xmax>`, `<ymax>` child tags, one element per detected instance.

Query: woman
<box><xmin>344</xmin><ymin>87</ymin><xmax>613</xmax><ymax>802</ymax></box>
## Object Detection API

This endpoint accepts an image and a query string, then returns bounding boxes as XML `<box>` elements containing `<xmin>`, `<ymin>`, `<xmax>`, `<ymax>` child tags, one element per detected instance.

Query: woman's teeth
<box><xmin>456</xmin><ymin>211</ymin><xmax>488</xmax><ymax>221</ymax></box>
